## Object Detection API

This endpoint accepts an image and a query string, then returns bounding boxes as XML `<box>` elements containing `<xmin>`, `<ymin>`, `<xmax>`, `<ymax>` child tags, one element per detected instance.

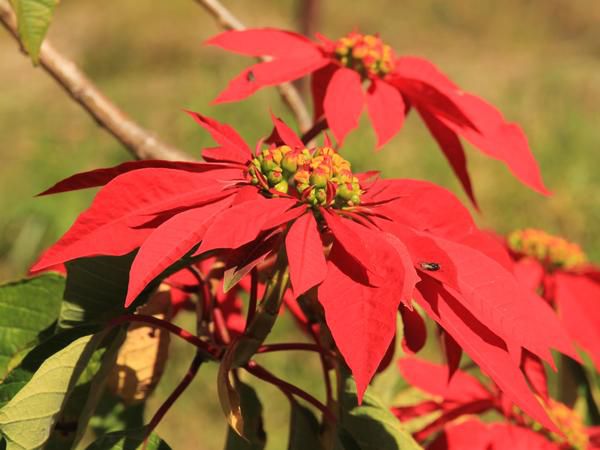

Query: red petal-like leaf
<box><xmin>364</xmin><ymin>179</ymin><xmax>475</xmax><ymax>241</ymax></box>
<box><xmin>439</xmin><ymin>93</ymin><xmax>550</xmax><ymax>195</ymax></box>
<box><xmin>184</xmin><ymin>111</ymin><xmax>251</xmax><ymax>163</ymax></box>
<box><xmin>311</xmin><ymin>64</ymin><xmax>337</xmax><ymax>120</ymax></box>
<box><xmin>442</xmin><ymin>330</ymin><xmax>463</xmax><ymax>381</ymax></box>
<box><xmin>423</xmin><ymin>236</ymin><xmax>577</xmax><ymax>365</ymax></box>
<box><xmin>285</xmin><ymin>213</ymin><xmax>327</xmax><ymax>297</ymax></box>
<box><xmin>513</xmin><ymin>258</ymin><xmax>545</xmax><ymax>292</ymax></box>
<box><xmin>522</xmin><ymin>350</ymin><xmax>549</xmax><ymax>401</ymax></box>
<box><xmin>270</xmin><ymin>112</ymin><xmax>304</xmax><ymax>148</ymax></box>
<box><xmin>366</xmin><ymin>79</ymin><xmax>406</xmax><ymax>148</ymax></box>
<box><xmin>213</xmin><ymin>57</ymin><xmax>328</xmax><ymax>104</ymax></box>
<box><xmin>398</xmin><ymin>357</ymin><xmax>490</xmax><ymax>404</ymax></box>
<box><xmin>38</xmin><ymin>160</ymin><xmax>214</xmax><ymax>196</ymax></box>
<box><xmin>415</xmin><ymin>278</ymin><xmax>557</xmax><ymax>431</ymax></box>
<box><xmin>126</xmin><ymin>197</ymin><xmax>234</xmax><ymax>306</ymax></box>
<box><xmin>418</xmin><ymin>107</ymin><xmax>478</xmax><ymax>209</ymax></box>
<box><xmin>206</xmin><ymin>28</ymin><xmax>321</xmax><ymax>59</ymax></box>
<box><xmin>32</xmin><ymin>168</ymin><xmax>217</xmax><ymax>271</ymax></box>
<box><xmin>323</xmin><ymin>67</ymin><xmax>364</xmax><ymax>145</ymax></box>
<box><xmin>196</xmin><ymin>197</ymin><xmax>297</xmax><ymax>255</ymax></box>
<box><xmin>554</xmin><ymin>272</ymin><xmax>600</xmax><ymax>370</ymax></box>
<box><xmin>318</xmin><ymin>226</ymin><xmax>414</xmax><ymax>401</ymax></box>
<box><xmin>399</xmin><ymin>304</ymin><xmax>427</xmax><ymax>354</ymax></box>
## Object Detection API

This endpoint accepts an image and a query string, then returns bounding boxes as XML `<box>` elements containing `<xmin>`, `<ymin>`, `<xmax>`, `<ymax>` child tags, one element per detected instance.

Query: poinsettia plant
<box><xmin>0</xmin><ymin>1</ymin><xmax>598</xmax><ymax>450</ymax></box>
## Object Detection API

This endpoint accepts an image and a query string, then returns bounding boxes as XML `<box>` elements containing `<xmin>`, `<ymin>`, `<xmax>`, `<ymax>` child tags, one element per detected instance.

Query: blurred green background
<box><xmin>1</xmin><ymin>0</ymin><xmax>599</xmax><ymax>448</ymax></box>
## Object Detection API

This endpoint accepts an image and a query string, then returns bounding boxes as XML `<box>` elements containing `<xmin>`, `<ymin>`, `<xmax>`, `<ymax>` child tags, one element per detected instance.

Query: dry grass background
<box><xmin>1</xmin><ymin>0</ymin><xmax>599</xmax><ymax>448</ymax></box>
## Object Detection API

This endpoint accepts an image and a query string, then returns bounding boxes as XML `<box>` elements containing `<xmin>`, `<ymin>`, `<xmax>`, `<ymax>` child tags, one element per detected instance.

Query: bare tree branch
<box><xmin>194</xmin><ymin>0</ymin><xmax>313</xmax><ymax>133</ymax></box>
<box><xmin>0</xmin><ymin>1</ymin><xmax>192</xmax><ymax>161</ymax></box>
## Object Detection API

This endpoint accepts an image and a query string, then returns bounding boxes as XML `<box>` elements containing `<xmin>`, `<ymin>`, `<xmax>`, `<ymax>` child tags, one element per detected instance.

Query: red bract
<box><xmin>395</xmin><ymin>357</ymin><xmax>600</xmax><ymax>449</ymax></box>
<box><xmin>206</xmin><ymin>28</ymin><xmax>549</xmax><ymax>205</ymax></box>
<box><xmin>507</xmin><ymin>229</ymin><xmax>600</xmax><ymax>370</ymax></box>
<box><xmin>32</xmin><ymin>113</ymin><xmax>571</xmax><ymax>409</ymax></box>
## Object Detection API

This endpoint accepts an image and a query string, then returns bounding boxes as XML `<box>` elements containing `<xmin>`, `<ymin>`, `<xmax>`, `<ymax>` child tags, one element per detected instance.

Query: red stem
<box><xmin>245</xmin><ymin>360</ymin><xmax>335</xmax><ymax>422</ymax></box>
<box><xmin>108</xmin><ymin>314</ymin><xmax>221</xmax><ymax>359</ymax></box>
<box><xmin>143</xmin><ymin>351</ymin><xmax>204</xmax><ymax>444</ymax></box>
<box><xmin>213</xmin><ymin>305</ymin><xmax>231</xmax><ymax>345</ymax></box>
<box><xmin>246</xmin><ymin>267</ymin><xmax>259</xmax><ymax>329</ymax></box>
<box><xmin>258</xmin><ymin>342</ymin><xmax>333</xmax><ymax>355</ymax></box>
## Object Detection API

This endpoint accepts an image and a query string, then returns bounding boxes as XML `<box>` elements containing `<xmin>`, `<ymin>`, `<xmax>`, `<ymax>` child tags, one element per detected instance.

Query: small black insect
<box><xmin>246</xmin><ymin>70</ymin><xmax>256</xmax><ymax>82</ymax></box>
<box><xmin>420</xmin><ymin>262</ymin><xmax>440</xmax><ymax>271</ymax></box>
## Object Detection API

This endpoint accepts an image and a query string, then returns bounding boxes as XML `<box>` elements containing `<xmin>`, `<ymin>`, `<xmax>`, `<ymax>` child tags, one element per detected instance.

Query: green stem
<box><xmin>231</xmin><ymin>250</ymin><xmax>290</xmax><ymax>367</ymax></box>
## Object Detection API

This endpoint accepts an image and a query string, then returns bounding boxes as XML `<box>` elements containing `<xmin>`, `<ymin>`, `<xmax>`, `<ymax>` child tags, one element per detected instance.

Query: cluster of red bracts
<box><xmin>29</xmin><ymin>25</ymin><xmax>600</xmax><ymax>448</ymax></box>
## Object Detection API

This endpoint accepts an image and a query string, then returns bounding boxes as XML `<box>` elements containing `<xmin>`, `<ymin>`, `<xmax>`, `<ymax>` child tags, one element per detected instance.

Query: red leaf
<box><xmin>442</xmin><ymin>330</ymin><xmax>463</xmax><ymax>381</ymax></box>
<box><xmin>418</xmin><ymin>107</ymin><xmax>478</xmax><ymax>209</ymax></box>
<box><xmin>439</xmin><ymin>94</ymin><xmax>550</xmax><ymax>196</ymax></box>
<box><xmin>415</xmin><ymin>278</ymin><xmax>558</xmax><ymax>432</ymax></box>
<box><xmin>206</xmin><ymin>28</ymin><xmax>321</xmax><ymax>59</ymax></box>
<box><xmin>184</xmin><ymin>111</ymin><xmax>251</xmax><ymax>163</ymax></box>
<box><xmin>426</xmin><ymin>420</ymin><xmax>490</xmax><ymax>450</ymax></box>
<box><xmin>554</xmin><ymin>272</ymin><xmax>600</xmax><ymax>370</ymax></box>
<box><xmin>311</xmin><ymin>64</ymin><xmax>337</xmax><ymax>120</ymax></box>
<box><xmin>285</xmin><ymin>213</ymin><xmax>327</xmax><ymax>297</ymax></box>
<box><xmin>366</xmin><ymin>79</ymin><xmax>406</xmax><ymax>148</ymax></box>
<box><xmin>423</xmin><ymin>236</ymin><xmax>577</xmax><ymax>365</ymax></box>
<box><xmin>513</xmin><ymin>258</ymin><xmax>545</xmax><ymax>291</ymax></box>
<box><xmin>399</xmin><ymin>304</ymin><xmax>427</xmax><ymax>354</ymax></box>
<box><xmin>321</xmin><ymin>210</ymin><xmax>372</xmax><ymax>279</ymax></box>
<box><xmin>32</xmin><ymin>168</ymin><xmax>216</xmax><ymax>271</ymax></box>
<box><xmin>213</xmin><ymin>57</ymin><xmax>328</xmax><ymax>104</ymax></box>
<box><xmin>318</xmin><ymin>226</ymin><xmax>413</xmax><ymax>401</ymax></box>
<box><xmin>269</xmin><ymin>112</ymin><xmax>304</xmax><ymax>148</ymax></box>
<box><xmin>126</xmin><ymin>197</ymin><xmax>233</xmax><ymax>306</ymax></box>
<box><xmin>392</xmin><ymin>56</ymin><xmax>549</xmax><ymax>196</ymax></box>
<box><xmin>37</xmin><ymin>160</ymin><xmax>215</xmax><ymax>196</ymax></box>
<box><xmin>196</xmin><ymin>197</ymin><xmax>297</xmax><ymax>255</ymax></box>
<box><xmin>522</xmin><ymin>350</ymin><xmax>549</xmax><ymax>401</ymax></box>
<box><xmin>397</xmin><ymin>357</ymin><xmax>490</xmax><ymax>404</ymax></box>
<box><xmin>364</xmin><ymin>179</ymin><xmax>475</xmax><ymax>241</ymax></box>
<box><xmin>323</xmin><ymin>67</ymin><xmax>364</xmax><ymax>145</ymax></box>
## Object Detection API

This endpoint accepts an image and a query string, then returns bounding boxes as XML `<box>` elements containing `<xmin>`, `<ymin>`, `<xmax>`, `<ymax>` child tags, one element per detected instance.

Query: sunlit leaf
<box><xmin>10</xmin><ymin>0</ymin><xmax>59</xmax><ymax>64</ymax></box>
<box><xmin>0</xmin><ymin>333</ymin><xmax>102</xmax><ymax>450</ymax></box>
<box><xmin>224</xmin><ymin>380</ymin><xmax>266</xmax><ymax>449</ymax></box>
<box><xmin>339</xmin><ymin>370</ymin><xmax>423</xmax><ymax>450</ymax></box>
<box><xmin>0</xmin><ymin>274</ymin><xmax>64</xmax><ymax>379</ymax></box>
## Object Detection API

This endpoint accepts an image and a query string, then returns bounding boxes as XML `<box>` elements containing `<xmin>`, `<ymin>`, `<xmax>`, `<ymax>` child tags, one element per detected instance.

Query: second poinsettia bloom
<box><xmin>507</xmin><ymin>228</ymin><xmax>600</xmax><ymax>370</ymax></box>
<box><xmin>206</xmin><ymin>28</ymin><xmax>548</xmax><ymax>206</ymax></box>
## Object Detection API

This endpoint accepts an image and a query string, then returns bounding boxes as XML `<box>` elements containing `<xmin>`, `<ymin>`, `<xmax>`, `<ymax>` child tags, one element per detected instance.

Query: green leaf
<box><xmin>0</xmin><ymin>274</ymin><xmax>64</xmax><ymax>379</ymax></box>
<box><xmin>0</xmin><ymin>333</ymin><xmax>102</xmax><ymax>450</ymax></box>
<box><xmin>85</xmin><ymin>428</ymin><xmax>171</xmax><ymax>450</ymax></box>
<box><xmin>10</xmin><ymin>0</ymin><xmax>59</xmax><ymax>64</ymax></box>
<box><xmin>339</xmin><ymin>370</ymin><xmax>423</xmax><ymax>450</ymax></box>
<box><xmin>224</xmin><ymin>380</ymin><xmax>266</xmax><ymax>450</ymax></box>
<box><xmin>59</xmin><ymin>253</ymin><xmax>136</xmax><ymax>331</ymax></box>
<box><xmin>46</xmin><ymin>327</ymin><xmax>127</xmax><ymax>449</ymax></box>
<box><xmin>0</xmin><ymin>326</ymin><xmax>95</xmax><ymax>410</ymax></box>
<box><xmin>288</xmin><ymin>399</ymin><xmax>323</xmax><ymax>450</ymax></box>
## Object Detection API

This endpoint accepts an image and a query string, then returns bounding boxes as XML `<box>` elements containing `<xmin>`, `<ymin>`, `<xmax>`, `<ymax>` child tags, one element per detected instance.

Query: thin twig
<box><xmin>0</xmin><ymin>1</ymin><xmax>191</xmax><ymax>162</ymax></box>
<box><xmin>144</xmin><ymin>351</ymin><xmax>204</xmax><ymax>444</ymax></box>
<box><xmin>245</xmin><ymin>360</ymin><xmax>336</xmax><ymax>422</ymax></box>
<box><xmin>258</xmin><ymin>342</ymin><xmax>334</xmax><ymax>356</ymax></box>
<box><xmin>193</xmin><ymin>0</ymin><xmax>312</xmax><ymax>133</ymax></box>
<box><xmin>108</xmin><ymin>314</ymin><xmax>221</xmax><ymax>359</ymax></box>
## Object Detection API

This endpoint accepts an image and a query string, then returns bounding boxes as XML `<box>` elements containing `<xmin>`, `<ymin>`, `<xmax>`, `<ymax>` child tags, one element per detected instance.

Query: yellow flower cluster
<box><xmin>508</xmin><ymin>228</ymin><xmax>587</xmax><ymax>270</ymax></box>
<box><xmin>249</xmin><ymin>145</ymin><xmax>362</xmax><ymax>208</ymax></box>
<box><xmin>334</xmin><ymin>32</ymin><xmax>395</xmax><ymax>78</ymax></box>
<box><xmin>545</xmin><ymin>399</ymin><xmax>589</xmax><ymax>450</ymax></box>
